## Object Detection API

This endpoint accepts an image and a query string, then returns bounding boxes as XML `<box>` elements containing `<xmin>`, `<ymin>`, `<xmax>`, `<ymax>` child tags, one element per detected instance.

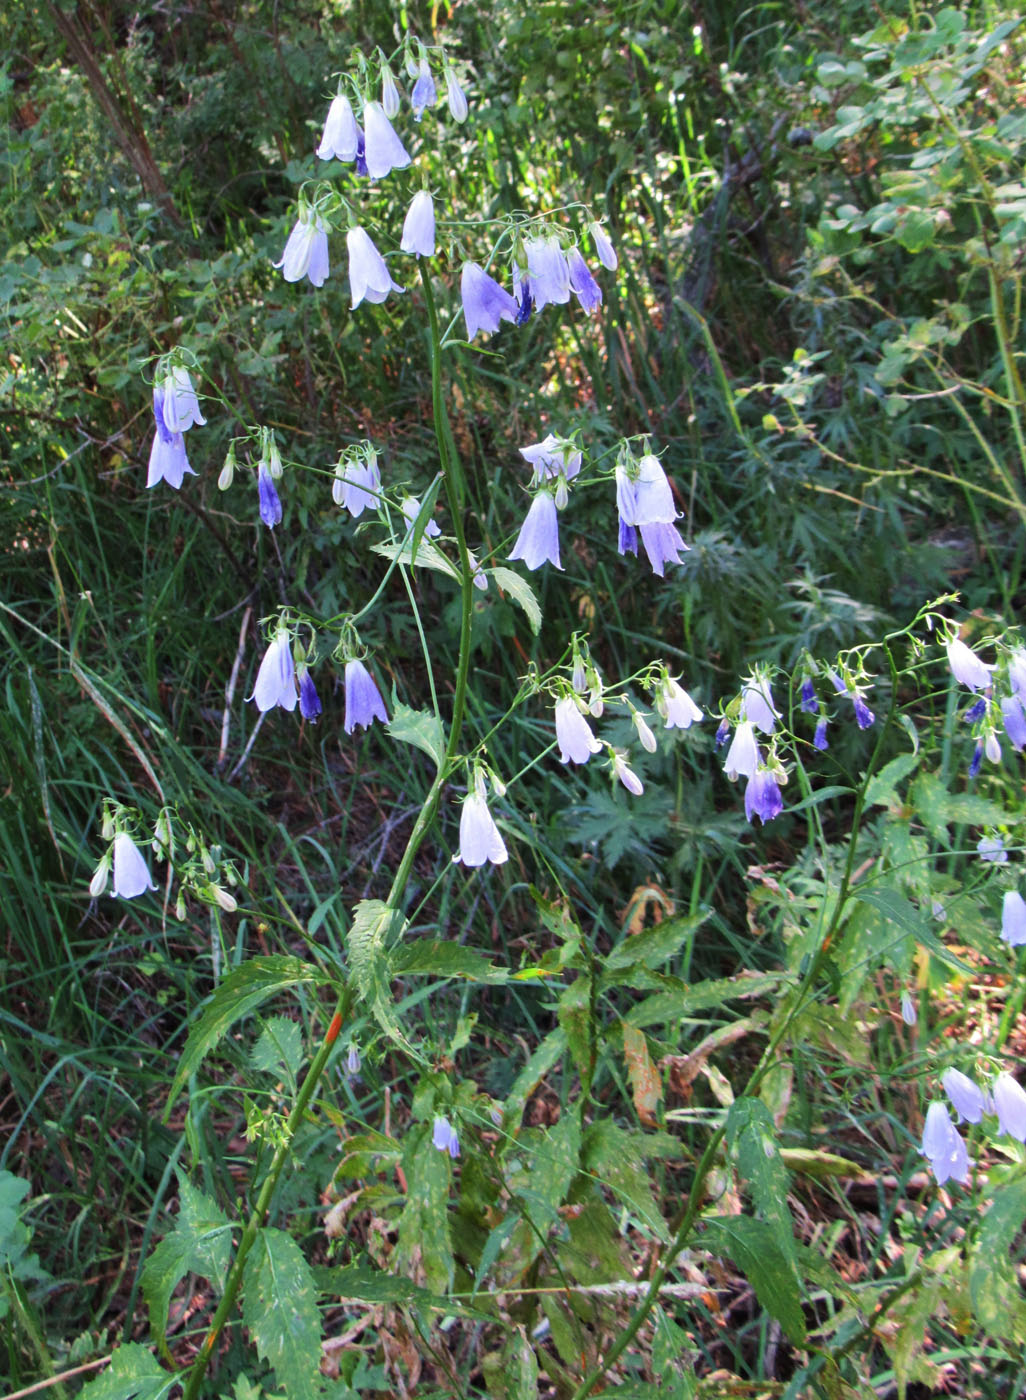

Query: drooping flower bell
<box><xmin>460</xmin><ymin>261</ymin><xmax>517</xmax><ymax>339</ymax></box>
<box><xmin>445</xmin><ymin>67</ymin><xmax>468</xmax><ymax>122</ymax></box>
<box><xmin>257</xmin><ymin>459</ymin><xmax>282</xmax><ymax>528</ymax></box>
<box><xmin>566</xmin><ymin>247</ymin><xmax>603</xmax><ymax>314</ymax></box>
<box><xmin>400</xmin><ymin>190</ymin><xmax>436</xmax><ymax>257</ymax></box>
<box><xmin>655</xmin><ymin>675</ymin><xmax>702</xmax><ymax>729</ymax></box>
<box><xmin>519</xmin><ymin>434</ymin><xmax>582</xmax><ymax>486</ymax></box>
<box><xmin>333</xmin><ymin>450</ymin><xmax>381</xmax><ymax>518</ymax></box>
<box><xmin>298</xmin><ymin>668</ymin><xmax>322</xmax><ymax>723</ymax></box>
<box><xmin>723</xmin><ymin>719</ymin><xmax>759</xmax><ymax>781</ymax></box>
<box><xmin>509</xmin><ymin>492</ymin><xmax>561</xmax><ymax>571</ymax></box>
<box><xmin>362</xmin><ymin>100</ymin><xmax>412</xmax><ymax>180</ymax></box>
<box><xmin>275</xmin><ymin>208</ymin><xmax>330</xmax><ymax>287</ymax></box>
<box><xmin>554</xmin><ymin>695</ymin><xmax>601</xmax><ymax>765</ymax></box>
<box><xmin>993</xmin><ymin>1073</ymin><xmax>1026</xmax><ymax>1141</ymax></box>
<box><xmin>347</xmin><ymin>226</ymin><xmax>404</xmax><ymax>308</ymax></box>
<box><xmin>1001</xmin><ymin>889</ymin><xmax>1026</xmax><ymax>947</ymax></box>
<box><xmin>111</xmin><ymin>832</ymin><xmax>157</xmax><ymax>899</ymax></box>
<box><xmin>945</xmin><ymin>636</ymin><xmax>993</xmax><ymax>692</ymax></box>
<box><xmin>611</xmin><ymin>749</ymin><xmax>644</xmax><ymax>795</ymax></box>
<box><xmin>432</xmin><ymin>1115</ymin><xmax>460</xmax><ymax>1158</ymax></box>
<box><xmin>742</xmin><ymin>677</ymin><xmax>779</xmax><ymax>734</ymax></box>
<box><xmin>920</xmin><ymin>1102</ymin><xmax>971</xmax><ymax>1185</ymax></box>
<box><xmin>317</xmin><ymin>93</ymin><xmax>361</xmax><ymax>161</ymax></box>
<box><xmin>454</xmin><ymin>791</ymin><xmax>508</xmax><ymax>866</ymax></box>
<box><xmin>411</xmin><ymin>56</ymin><xmax>437</xmax><ymax>120</ymax></box>
<box><xmin>401</xmin><ymin>496</ymin><xmax>441</xmax><ymax>538</ymax></box>
<box><xmin>941</xmin><ymin>1067</ymin><xmax>986</xmax><ymax>1124</ymax></box>
<box><xmin>344</xmin><ymin>658</ymin><xmax>388</xmax><ymax>733</ymax></box>
<box><xmin>516</xmin><ymin>236</ymin><xmax>570</xmax><ymax>314</ymax></box>
<box><xmin>158</xmin><ymin>365</ymin><xmax>206</xmax><ymax>434</ymax></box>
<box><xmin>147</xmin><ymin>418</ymin><xmax>194</xmax><ymax>490</ymax></box>
<box><xmin>250</xmin><ymin>628</ymin><xmax>297</xmax><ymax>712</ymax></box>
<box><xmin>588</xmin><ymin>220</ymin><xmax>618</xmax><ymax>271</ymax></box>
<box><xmin>1001</xmin><ymin>695</ymin><xmax>1026</xmax><ymax>751</ymax></box>
<box><xmin>744</xmin><ymin>768</ymin><xmax>783</xmax><ymax>825</ymax></box>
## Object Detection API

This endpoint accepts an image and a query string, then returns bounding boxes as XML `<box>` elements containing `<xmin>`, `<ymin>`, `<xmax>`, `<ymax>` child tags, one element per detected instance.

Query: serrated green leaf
<box><xmin>910</xmin><ymin>769</ymin><xmax>1008</xmax><ymax>845</ymax></box>
<box><xmin>242</xmin><ymin>1228</ymin><xmax>322</xmax><ymax>1400</ymax></box>
<box><xmin>372</xmin><ymin>537</ymin><xmax>459</xmax><ymax>578</ymax></box>
<box><xmin>251</xmin><ymin>1015</ymin><xmax>304</xmax><ymax>1085</ymax></box>
<box><xmin>346</xmin><ymin>900</ymin><xmax>410</xmax><ymax>1048</ymax></box>
<box><xmin>969</xmin><ymin>1177</ymin><xmax>1026</xmax><ymax>1340</ymax></box>
<box><xmin>557</xmin><ymin>978</ymin><xmax>591</xmax><ymax>1080</ymax></box>
<box><xmin>702</xmin><ymin>1215</ymin><xmax>806</xmax><ymax>1344</ymax></box>
<box><xmin>396</xmin><ymin>1124</ymin><xmax>454</xmax><ymax>1293</ymax></box>
<box><xmin>314</xmin><ymin>1262</ymin><xmax>488</xmax><ymax>1316</ymax></box>
<box><xmin>386</xmin><ymin>702</ymin><xmax>445</xmax><ymax>768</ymax></box>
<box><xmin>583</xmin><ymin>1119</ymin><xmax>669</xmax><ymax>1241</ymax></box>
<box><xmin>78</xmin><ymin>1345</ymin><xmax>176</xmax><ymax>1400</ymax></box>
<box><xmin>624</xmin><ymin>973</ymin><xmax>783</xmax><ymax>1027</ymax></box>
<box><xmin>166</xmin><ymin>957</ymin><xmax>325</xmax><ymax>1114</ymax></box>
<box><xmin>726</xmin><ymin>1098</ymin><xmax>797</xmax><ymax>1269</ymax></box>
<box><xmin>853</xmin><ymin>886</ymin><xmax>971</xmax><ymax>974</ymax></box>
<box><xmin>504</xmin><ymin>1028</ymin><xmax>568</xmax><ymax>1123</ymax></box>
<box><xmin>391</xmin><ymin>940</ymin><xmax>508</xmax><ymax>982</ymax></box>
<box><xmin>865</xmin><ymin>752</ymin><xmax>920</xmax><ymax>808</ymax></box>
<box><xmin>604</xmin><ymin>911</ymin><xmax>708</xmax><ymax>972</ymax></box>
<box><xmin>489</xmin><ymin>566</ymin><xmax>542</xmax><ymax>634</ymax></box>
<box><xmin>142</xmin><ymin>1179</ymin><xmax>232</xmax><ymax>1358</ymax></box>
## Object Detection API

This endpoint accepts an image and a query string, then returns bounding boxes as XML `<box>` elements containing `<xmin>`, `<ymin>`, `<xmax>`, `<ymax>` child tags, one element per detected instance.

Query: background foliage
<box><xmin>3</xmin><ymin>0</ymin><xmax>1026</xmax><ymax>1396</ymax></box>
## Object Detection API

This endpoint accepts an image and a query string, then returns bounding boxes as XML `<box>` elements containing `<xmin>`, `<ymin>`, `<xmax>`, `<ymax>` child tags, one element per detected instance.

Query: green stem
<box><xmin>180</xmin><ymin>989</ymin><xmax>351</xmax><ymax>1400</ymax></box>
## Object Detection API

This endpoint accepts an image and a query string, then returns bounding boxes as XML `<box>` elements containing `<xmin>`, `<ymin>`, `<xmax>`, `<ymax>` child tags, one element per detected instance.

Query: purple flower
<box><xmin>744</xmin><ymin>768</ymin><xmax>783</xmax><ymax>825</ymax></box>
<box><xmin>299</xmin><ymin>670</ymin><xmax>322</xmax><ymax>722</ymax></box>
<box><xmin>941</xmin><ymin>1067</ymin><xmax>985</xmax><ymax>1124</ymax></box>
<box><xmin>968</xmin><ymin>743</ymin><xmax>983</xmax><ymax>779</ymax></box>
<box><xmin>978</xmin><ymin>835</ymin><xmax>1008</xmax><ymax>863</ymax></box>
<box><xmin>362</xmin><ymin>100</ymin><xmax>411</xmax><ymax>179</ymax></box>
<box><xmin>317</xmin><ymin>93</ymin><xmax>361</xmax><ymax>161</ymax></box>
<box><xmin>400</xmin><ymin>191</ymin><xmax>435</xmax><ymax>257</ymax></box>
<box><xmin>633</xmin><ymin>454</ymin><xmax>676</xmax><ymax>526</ymax></box>
<box><xmin>813</xmin><ymin>716</ymin><xmax>829</xmax><ymax>751</ymax></box>
<box><xmin>921</xmin><ymin>1102</ymin><xmax>971</xmax><ymax>1185</ymax></box>
<box><xmin>800</xmin><ymin>679</ymin><xmax>819</xmax><ymax>714</ymax></box>
<box><xmin>1001</xmin><ymin>695</ymin><xmax>1026</xmax><ymax>751</ymax></box>
<box><xmin>518</xmin><ymin>237</ymin><xmax>570</xmax><ymax>313</ymax></box>
<box><xmin>567</xmin><ymin>247</ymin><xmax>603</xmax><ymax>314</ymax></box>
<box><xmin>344</xmin><ymin>659</ymin><xmax>388</xmax><ymax>733</ymax></box>
<box><xmin>612</xmin><ymin>751</ymin><xmax>644</xmax><ymax>795</ymax></box>
<box><xmin>715</xmin><ymin>717</ymin><xmax>730</xmax><ymax>748</ymax></box>
<box><xmin>554</xmin><ymin>695</ymin><xmax>601</xmax><ymax>764</ymax></box>
<box><xmin>964</xmin><ymin>697</ymin><xmax>987</xmax><ymax>723</ymax></box>
<box><xmin>401</xmin><ymin>496</ymin><xmax>441</xmax><ymax>538</ymax></box>
<box><xmin>333</xmin><ymin>452</ymin><xmax>381</xmax><ymax>518</ymax></box>
<box><xmin>741</xmin><ymin>678</ymin><xmax>779</xmax><ymax>734</ymax></box>
<box><xmin>901</xmin><ymin>990</ymin><xmax>917</xmax><ymax>1026</ymax></box>
<box><xmin>158</xmin><ymin>366</ymin><xmax>206</xmax><ymax>433</ymax></box>
<box><xmin>724</xmin><ymin>720</ymin><xmax>758</xmax><ymax>779</ymax></box>
<box><xmin>111</xmin><ymin>832</ymin><xmax>157</xmax><ymax>899</ymax></box>
<box><xmin>852</xmin><ymin>694</ymin><xmax>875</xmax><ymax>729</ymax></box>
<box><xmin>346</xmin><ymin>1045</ymin><xmax>362</xmax><ymax>1075</ymax></box>
<box><xmin>460</xmin><ymin>261</ymin><xmax>517</xmax><ymax>339</ymax></box>
<box><xmin>1009</xmin><ymin>648</ymin><xmax>1026</xmax><ymax>702</ymax></box>
<box><xmin>445</xmin><ymin>68</ymin><xmax>468</xmax><ymax>122</ymax></box>
<box><xmin>946</xmin><ymin>637</ymin><xmax>993</xmax><ymax>692</ymax></box>
<box><xmin>455</xmin><ymin>792</ymin><xmax>508</xmax><ymax>866</ymax></box>
<box><xmin>588</xmin><ymin>221</ymin><xmax>618</xmax><ymax>271</ymax></box>
<box><xmin>275</xmin><ymin>210</ymin><xmax>330</xmax><ymax>287</ymax></box>
<box><xmin>519</xmin><ymin>434</ymin><xmax>582</xmax><ymax>485</ymax></box>
<box><xmin>347</xmin><ymin>226</ymin><xmax>404</xmax><ymax>308</ymax></box>
<box><xmin>411</xmin><ymin>58</ymin><xmax>436</xmax><ymax>119</ymax></box>
<box><xmin>993</xmin><ymin>1073</ymin><xmax>1026</xmax><ymax>1141</ymax></box>
<box><xmin>147</xmin><ymin>427</ymin><xmax>195</xmax><ymax>489</ymax></box>
<box><xmin>509</xmin><ymin>493</ymin><xmax>561</xmax><ymax>571</ymax></box>
<box><xmin>1001</xmin><ymin>890</ymin><xmax>1026</xmax><ymax>947</ymax></box>
<box><xmin>432</xmin><ymin>1115</ymin><xmax>460</xmax><ymax>1158</ymax></box>
<box><xmin>656</xmin><ymin>676</ymin><xmax>702</xmax><ymax>729</ymax></box>
<box><xmin>250</xmin><ymin>630</ymin><xmax>297</xmax><ymax>712</ymax></box>
<box><xmin>639</xmin><ymin>522</ymin><xmax>688</xmax><ymax>576</ymax></box>
<box><xmin>257</xmin><ymin>461</ymin><xmax>282</xmax><ymax>527</ymax></box>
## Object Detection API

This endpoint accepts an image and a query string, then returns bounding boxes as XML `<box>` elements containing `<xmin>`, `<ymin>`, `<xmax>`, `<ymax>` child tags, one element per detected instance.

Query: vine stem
<box><xmin>180</xmin><ymin>991</ymin><xmax>350</xmax><ymax>1400</ymax></box>
<box><xmin>569</xmin><ymin>626</ymin><xmax>914</xmax><ymax>1400</ymax></box>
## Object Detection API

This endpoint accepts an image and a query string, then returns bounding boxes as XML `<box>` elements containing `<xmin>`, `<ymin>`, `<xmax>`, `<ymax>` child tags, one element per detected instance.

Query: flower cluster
<box><xmin>946</xmin><ymin>631</ymin><xmax>1026</xmax><ymax>774</ymax></box>
<box><xmin>922</xmin><ymin>1063</ymin><xmax>1026</xmax><ymax>1184</ymax></box>
<box><xmin>614</xmin><ymin>443</ymin><xmax>688</xmax><ymax>577</ymax></box>
<box><xmin>719</xmin><ymin>672</ymin><xmax>785</xmax><ymax>825</ymax></box>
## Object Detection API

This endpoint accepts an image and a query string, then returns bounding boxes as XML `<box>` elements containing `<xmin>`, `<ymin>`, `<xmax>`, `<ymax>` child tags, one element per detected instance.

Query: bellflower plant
<box><xmin>509</xmin><ymin>492</ymin><xmax>561</xmax><ymax>571</ymax></box>
<box><xmin>566</xmin><ymin>247</ymin><xmax>603</xmax><ymax>314</ymax></box>
<box><xmin>432</xmin><ymin>1116</ymin><xmax>460</xmax><ymax>1158</ymax></box>
<box><xmin>400</xmin><ymin>190</ymin><xmax>436</xmax><ymax>257</ymax></box>
<box><xmin>554</xmin><ymin>695</ymin><xmax>602</xmax><ymax>764</ymax></box>
<box><xmin>724</xmin><ymin>719</ymin><xmax>759</xmax><ymax>780</ymax></box>
<box><xmin>921</xmin><ymin>1103</ymin><xmax>971</xmax><ymax>1185</ymax></box>
<box><xmin>250</xmin><ymin>629</ymin><xmax>297</xmax><ymax>713</ymax></box>
<box><xmin>1001</xmin><ymin>890</ymin><xmax>1026</xmax><ymax>946</ymax></box>
<box><xmin>460</xmin><ymin>261</ymin><xmax>518</xmax><ymax>339</ymax></box>
<box><xmin>158</xmin><ymin>365</ymin><xmax>206</xmax><ymax>433</ymax></box>
<box><xmin>344</xmin><ymin>659</ymin><xmax>388</xmax><ymax>733</ymax></box>
<box><xmin>275</xmin><ymin>207</ymin><xmax>330</xmax><ymax>287</ymax></box>
<box><xmin>992</xmin><ymin>1074</ymin><xmax>1026</xmax><ymax>1141</ymax></box>
<box><xmin>411</xmin><ymin>57</ymin><xmax>437</xmax><ymax>120</ymax></box>
<box><xmin>945</xmin><ymin>636</ymin><xmax>994</xmax><ymax>691</ymax></box>
<box><xmin>588</xmin><ymin>219</ymin><xmax>618</xmax><ymax>270</ymax></box>
<box><xmin>455</xmin><ymin>792</ymin><xmax>508</xmax><ymax>867</ymax></box>
<box><xmin>520</xmin><ymin>434</ymin><xmax>582</xmax><ymax>486</ymax></box>
<box><xmin>333</xmin><ymin>449</ymin><xmax>381</xmax><ymax>517</ymax></box>
<box><xmin>317</xmin><ymin>93</ymin><xmax>361</xmax><ymax>162</ymax></box>
<box><xmin>257</xmin><ymin>460</ymin><xmax>282</xmax><ymax>527</ymax></box>
<box><xmin>362</xmin><ymin>101</ymin><xmax>411</xmax><ymax>180</ymax></box>
<box><xmin>742</xmin><ymin>677</ymin><xmax>779</xmax><ymax>734</ymax></box>
<box><xmin>655</xmin><ymin>674</ymin><xmax>703</xmax><ymax>729</ymax></box>
<box><xmin>941</xmin><ymin>1067</ymin><xmax>986</xmax><ymax>1123</ymax></box>
<box><xmin>744</xmin><ymin>767</ymin><xmax>783</xmax><ymax>825</ymax></box>
<box><xmin>111</xmin><ymin>832</ymin><xmax>157</xmax><ymax>899</ymax></box>
<box><xmin>347</xmin><ymin>226</ymin><xmax>404</xmax><ymax>307</ymax></box>
<box><xmin>147</xmin><ymin>423</ymin><xmax>194</xmax><ymax>490</ymax></box>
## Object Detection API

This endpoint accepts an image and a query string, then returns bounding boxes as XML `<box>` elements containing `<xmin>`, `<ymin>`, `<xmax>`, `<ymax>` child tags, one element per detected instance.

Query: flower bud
<box><xmin>89</xmin><ymin>854</ymin><xmax>111</xmax><ymax>898</ymax></box>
